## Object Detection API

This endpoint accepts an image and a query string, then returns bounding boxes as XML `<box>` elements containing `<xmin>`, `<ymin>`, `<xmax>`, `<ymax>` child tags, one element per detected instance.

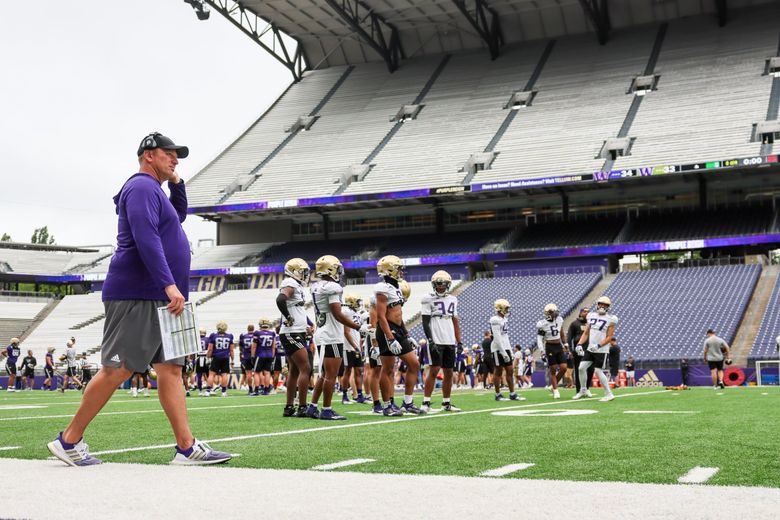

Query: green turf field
<box><xmin>0</xmin><ymin>386</ymin><xmax>777</xmax><ymax>486</ymax></box>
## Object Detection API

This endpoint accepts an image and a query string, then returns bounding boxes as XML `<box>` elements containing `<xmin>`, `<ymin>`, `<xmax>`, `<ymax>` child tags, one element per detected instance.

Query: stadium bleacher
<box><xmin>625</xmin><ymin>206</ymin><xmax>775</xmax><ymax>243</ymax></box>
<box><xmin>599</xmin><ymin>264</ymin><xmax>760</xmax><ymax>363</ymax></box>
<box><xmin>0</xmin><ymin>248</ymin><xmax>108</xmax><ymax>276</ymax></box>
<box><xmin>750</xmin><ymin>273</ymin><xmax>780</xmax><ymax>360</ymax></box>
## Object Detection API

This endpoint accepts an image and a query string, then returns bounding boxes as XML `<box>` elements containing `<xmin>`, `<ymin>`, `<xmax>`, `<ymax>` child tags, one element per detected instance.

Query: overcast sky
<box><xmin>0</xmin><ymin>0</ymin><xmax>291</xmax><ymax>248</ymax></box>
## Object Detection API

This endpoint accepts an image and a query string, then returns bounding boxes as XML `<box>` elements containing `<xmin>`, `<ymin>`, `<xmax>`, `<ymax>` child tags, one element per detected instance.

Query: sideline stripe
<box><xmin>0</xmin><ymin>405</ymin><xmax>46</xmax><ymax>410</ymax></box>
<box><xmin>678</xmin><ymin>467</ymin><xmax>719</xmax><ymax>484</ymax></box>
<box><xmin>0</xmin><ymin>446</ymin><xmax>20</xmax><ymax>451</ymax></box>
<box><xmin>0</xmin><ymin>402</ymin><xmax>281</xmax><ymax>422</ymax></box>
<box><xmin>480</xmin><ymin>463</ymin><xmax>534</xmax><ymax>477</ymax></box>
<box><xmin>90</xmin><ymin>390</ymin><xmax>670</xmax><ymax>456</ymax></box>
<box><xmin>312</xmin><ymin>459</ymin><xmax>375</xmax><ymax>471</ymax></box>
<box><xmin>623</xmin><ymin>411</ymin><xmax>699</xmax><ymax>415</ymax></box>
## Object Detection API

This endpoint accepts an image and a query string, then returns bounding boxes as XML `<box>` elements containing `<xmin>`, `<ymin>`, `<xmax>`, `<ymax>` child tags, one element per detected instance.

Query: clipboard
<box><xmin>157</xmin><ymin>302</ymin><xmax>201</xmax><ymax>361</ymax></box>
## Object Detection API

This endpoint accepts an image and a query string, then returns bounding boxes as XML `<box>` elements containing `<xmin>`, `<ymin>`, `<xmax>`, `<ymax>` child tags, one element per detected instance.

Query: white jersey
<box><xmin>586</xmin><ymin>312</ymin><xmax>618</xmax><ymax>353</ymax></box>
<box><xmin>279</xmin><ymin>277</ymin><xmax>308</xmax><ymax>334</ymax></box>
<box><xmin>342</xmin><ymin>306</ymin><xmax>361</xmax><ymax>352</ymax></box>
<box><xmin>536</xmin><ymin>316</ymin><xmax>564</xmax><ymax>342</ymax></box>
<box><xmin>489</xmin><ymin>315</ymin><xmax>510</xmax><ymax>352</ymax></box>
<box><xmin>421</xmin><ymin>293</ymin><xmax>458</xmax><ymax>345</ymax></box>
<box><xmin>65</xmin><ymin>347</ymin><xmax>78</xmax><ymax>368</ymax></box>
<box><xmin>311</xmin><ymin>280</ymin><xmax>344</xmax><ymax>345</ymax></box>
<box><xmin>374</xmin><ymin>281</ymin><xmax>404</xmax><ymax>308</ymax></box>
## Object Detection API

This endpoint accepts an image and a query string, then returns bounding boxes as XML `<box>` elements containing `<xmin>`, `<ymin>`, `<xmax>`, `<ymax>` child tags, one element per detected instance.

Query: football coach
<box><xmin>47</xmin><ymin>133</ymin><xmax>230</xmax><ymax>466</ymax></box>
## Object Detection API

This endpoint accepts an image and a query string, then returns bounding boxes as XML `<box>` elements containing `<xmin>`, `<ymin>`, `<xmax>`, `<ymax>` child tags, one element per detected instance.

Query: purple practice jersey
<box><xmin>5</xmin><ymin>345</ymin><xmax>20</xmax><ymax>364</ymax></box>
<box><xmin>275</xmin><ymin>336</ymin><xmax>285</xmax><ymax>358</ymax></box>
<box><xmin>253</xmin><ymin>329</ymin><xmax>276</xmax><ymax>359</ymax></box>
<box><xmin>238</xmin><ymin>333</ymin><xmax>254</xmax><ymax>361</ymax></box>
<box><xmin>418</xmin><ymin>343</ymin><xmax>429</xmax><ymax>365</ymax></box>
<box><xmin>208</xmin><ymin>333</ymin><xmax>234</xmax><ymax>359</ymax></box>
<box><xmin>46</xmin><ymin>352</ymin><xmax>54</xmax><ymax>366</ymax></box>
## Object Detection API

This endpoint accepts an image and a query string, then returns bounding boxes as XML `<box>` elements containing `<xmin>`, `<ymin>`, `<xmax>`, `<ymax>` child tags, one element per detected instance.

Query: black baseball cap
<box><xmin>137</xmin><ymin>132</ymin><xmax>189</xmax><ymax>159</ymax></box>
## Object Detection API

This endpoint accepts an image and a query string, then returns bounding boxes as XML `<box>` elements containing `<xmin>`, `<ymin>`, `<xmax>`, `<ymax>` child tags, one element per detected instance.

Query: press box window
<box><xmin>390</xmin><ymin>104</ymin><xmax>423</xmax><ymax>122</ymax></box>
<box><xmin>753</xmin><ymin>121</ymin><xmax>780</xmax><ymax>144</ymax></box>
<box><xmin>504</xmin><ymin>90</ymin><xmax>537</xmax><ymax>109</ymax></box>
<box><xmin>763</xmin><ymin>57</ymin><xmax>780</xmax><ymax>77</ymax></box>
<box><xmin>597</xmin><ymin>137</ymin><xmax>635</xmax><ymax>160</ymax></box>
<box><xmin>627</xmin><ymin>74</ymin><xmax>659</xmax><ymax>96</ymax></box>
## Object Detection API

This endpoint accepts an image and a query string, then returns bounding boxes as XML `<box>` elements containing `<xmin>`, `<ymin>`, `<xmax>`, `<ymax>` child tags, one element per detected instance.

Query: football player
<box><xmin>537</xmin><ymin>303</ymin><xmax>568</xmax><ymax>399</ymax></box>
<box><xmin>60</xmin><ymin>340</ymin><xmax>83</xmax><ymax>393</ymax></box>
<box><xmin>20</xmin><ymin>350</ymin><xmax>36</xmax><ymax>390</ymax></box>
<box><xmin>574</xmin><ymin>296</ymin><xmax>617</xmax><ymax>402</ymax></box>
<box><xmin>238</xmin><ymin>324</ymin><xmax>256</xmax><ymax>395</ymax></box>
<box><xmin>366</xmin><ymin>295</ymin><xmax>383</xmax><ymax>413</ymax></box>
<box><xmin>490</xmin><ymin>299</ymin><xmax>525</xmax><ymax>401</ymax></box>
<box><xmin>276</xmin><ymin>258</ymin><xmax>314</xmax><ymax>417</ymax></box>
<box><xmin>342</xmin><ymin>293</ymin><xmax>367</xmax><ymax>404</ymax></box>
<box><xmin>375</xmin><ymin>256</ymin><xmax>424</xmax><ymax>415</ymax></box>
<box><xmin>421</xmin><ymin>270</ymin><xmax>463</xmax><ymax>412</ymax></box>
<box><xmin>271</xmin><ymin>327</ymin><xmax>285</xmax><ymax>394</ymax></box>
<box><xmin>307</xmin><ymin>256</ymin><xmax>370</xmax><ymax>420</ymax></box>
<box><xmin>252</xmin><ymin>318</ymin><xmax>276</xmax><ymax>395</ymax></box>
<box><xmin>2</xmin><ymin>338</ymin><xmax>21</xmax><ymax>391</ymax></box>
<box><xmin>43</xmin><ymin>347</ymin><xmax>56</xmax><ymax>391</ymax></box>
<box><xmin>207</xmin><ymin>321</ymin><xmax>234</xmax><ymax>397</ymax></box>
<box><xmin>195</xmin><ymin>327</ymin><xmax>211</xmax><ymax>396</ymax></box>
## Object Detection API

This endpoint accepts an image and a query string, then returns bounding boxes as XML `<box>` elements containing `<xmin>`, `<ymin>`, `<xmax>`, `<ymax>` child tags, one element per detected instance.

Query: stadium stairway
<box><xmin>18</xmin><ymin>298</ymin><xmax>60</xmax><ymax>342</ymax></box>
<box><xmin>731</xmin><ymin>264</ymin><xmax>779</xmax><ymax>366</ymax></box>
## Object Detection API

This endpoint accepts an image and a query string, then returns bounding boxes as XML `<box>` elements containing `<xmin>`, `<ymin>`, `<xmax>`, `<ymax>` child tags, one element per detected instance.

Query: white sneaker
<box><xmin>572</xmin><ymin>391</ymin><xmax>583</xmax><ymax>400</ymax></box>
<box><xmin>7</xmin><ymin>388</ymin><xmax>15</xmax><ymax>392</ymax></box>
<box><xmin>584</xmin><ymin>390</ymin><xmax>593</xmax><ymax>398</ymax></box>
<box><xmin>545</xmin><ymin>385</ymin><xmax>552</xmax><ymax>391</ymax></box>
<box><xmin>599</xmin><ymin>394</ymin><xmax>615</xmax><ymax>402</ymax></box>
<box><xmin>170</xmin><ymin>439</ymin><xmax>231</xmax><ymax>466</ymax></box>
<box><xmin>144</xmin><ymin>389</ymin><xmax>150</xmax><ymax>397</ymax></box>
<box><xmin>203</xmin><ymin>390</ymin><xmax>210</xmax><ymax>397</ymax></box>
<box><xmin>553</xmin><ymin>389</ymin><xmax>560</xmax><ymax>399</ymax></box>
<box><xmin>220</xmin><ymin>391</ymin><xmax>227</xmax><ymax>398</ymax></box>
<box><xmin>420</xmin><ymin>404</ymin><xmax>432</xmax><ymax>413</ymax></box>
<box><xmin>131</xmin><ymin>388</ymin><xmax>138</xmax><ymax>397</ymax></box>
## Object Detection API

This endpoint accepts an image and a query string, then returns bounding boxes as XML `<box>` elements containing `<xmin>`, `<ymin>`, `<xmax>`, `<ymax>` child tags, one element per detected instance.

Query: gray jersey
<box><xmin>279</xmin><ymin>277</ymin><xmax>308</xmax><ymax>334</ymax></box>
<box><xmin>66</xmin><ymin>347</ymin><xmax>78</xmax><ymax>368</ymax></box>
<box><xmin>374</xmin><ymin>281</ymin><xmax>404</xmax><ymax>308</ymax></box>
<box><xmin>704</xmin><ymin>335</ymin><xmax>727</xmax><ymax>361</ymax></box>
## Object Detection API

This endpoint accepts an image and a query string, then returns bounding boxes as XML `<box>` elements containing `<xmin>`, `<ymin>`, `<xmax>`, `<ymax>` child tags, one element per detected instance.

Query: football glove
<box><xmin>587</xmin><ymin>344</ymin><xmax>599</xmax><ymax>353</ymax></box>
<box><xmin>358</xmin><ymin>323</ymin><xmax>371</xmax><ymax>335</ymax></box>
<box><xmin>370</xmin><ymin>346</ymin><xmax>380</xmax><ymax>360</ymax></box>
<box><xmin>284</xmin><ymin>316</ymin><xmax>295</xmax><ymax>327</ymax></box>
<box><xmin>388</xmin><ymin>340</ymin><xmax>403</xmax><ymax>355</ymax></box>
<box><xmin>575</xmin><ymin>345</ymin><xmax>584</xmax><ymax>356</ymax></box>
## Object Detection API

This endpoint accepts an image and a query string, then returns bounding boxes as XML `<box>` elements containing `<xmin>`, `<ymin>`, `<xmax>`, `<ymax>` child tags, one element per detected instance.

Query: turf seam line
<box><xmin>312</xmin><ymin>459</ymin><xmax>376</xmax><ymax>471</ymax></box>
<box><xmin>89</xmin><ymin>390</ymin><xmax>670</xmax><ymax>456</ymax></box>
<box><xmin>480</xmin><ymin>463</ymin><xmax>535</xmax><ymax>477</ymax></box>
<box><xmin>678</xmin><ymin>466</ymin><xmax>719</xmax><ymax>484</ymax></box>
<box><xmin>0</xmin><ymin>402</ymin><xmax>280</xmax><ymax>422</ymax></box>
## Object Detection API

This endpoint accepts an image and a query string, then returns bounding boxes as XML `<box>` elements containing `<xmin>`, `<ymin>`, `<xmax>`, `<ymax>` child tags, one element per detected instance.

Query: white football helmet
<box><xmin>596</xmin><ymin>296</ymin><xmax>612</xmax><ymax>315</ymax></box>
<box><xmin>543</xmin><ymin>303</ymin><xmax>559</xmax><ymax>321</ymax></box>
<box><xmin>431</xmin><ymin>270</ymin><xmax>452</xmax><ymax>295</ymax></box>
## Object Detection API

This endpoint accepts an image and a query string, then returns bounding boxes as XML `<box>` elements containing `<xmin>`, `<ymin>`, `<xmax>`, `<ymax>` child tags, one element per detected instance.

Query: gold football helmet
<box><xmin>344</xmin><ymin>293</ymin><xmax>362</xmax><ymax>311</ymax></box>
<box><xmin>199</xmin><ymin>327</ymin><xmax>207</xmax><ymax>336</ymax></box>
<box><xmin>399</xmin><ymin>279</ymin><xmax>411</xmax><ymax>300</ymax></box>
<box><xmin>216</xmin><ymin>321</ymin><xmax>228</xmax><ymax>333</ymax></box>
<box><xmin>259</xmin><ymin>318</ymin><xmax>272</xmax><ymax>329</ymax></box>
<box><xmin>377</xmin><ymin>255</ymin><xmax>404</xmax><ymax>281</ymax></box>
<box><xmin>284</xmin><ymin>258</ymin><xmax>311</xmax><ymax>284</ymax></box>
<box><xmin>494</xmin><ymin>298</ymin><xmax>510</xmax><ymax>316</ymax></box>
<box><xmin>543</xmin><ymin>303</ymin><xmax>559</xmax><ymax>321</ymax></box>
<box><xmin>431</xmin><ymin>270</ymin><xmax>452</xmax><ymax>295</ymax></box>
<box><xmin>10</xmin><ymin>337</ymin><xmax>19</xmax><ymax>344</ymax></box>
<box><xmin>315</xmin><ymin>254</ymin><xmax>344</xmax><ymax>282</ymax></box>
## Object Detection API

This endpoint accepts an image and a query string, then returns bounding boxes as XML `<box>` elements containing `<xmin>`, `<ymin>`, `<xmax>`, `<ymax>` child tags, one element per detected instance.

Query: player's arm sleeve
<box><xmin>276</xmin><ymin>291</ymin><xmax>291</xmax><ymax>319</ymax></box>
<box><xmin>123</xmin><ymin>184</ymin><xmax>176</xmax><ymax>289</ymax></box>
<box><xmin>168</xmin><ymin>180</ymin><xmax>188</xmax><ymax>223</ymax></box>
<box><xmin>422</xmin><ymin>315</ymin><xmax>434</xmax><ymax>344</ymax></box>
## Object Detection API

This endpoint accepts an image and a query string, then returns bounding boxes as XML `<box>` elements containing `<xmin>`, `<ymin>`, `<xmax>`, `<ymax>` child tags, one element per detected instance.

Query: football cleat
<box><xmin>584</xmin><ymin>389</ymin><xmax>593</xmax><ymax>398</ymax></box>
<box><xmin>319</xmin><ymin>409</ymin><xmax>346</xmax><ymax>421</ymax></box>
<box><xmin>170</xmin><ymin>439</ymin><xmax>231</xmax><ymax>466</ymax></box>
<box><xmin>420</xmin><ymin>404</ymin><xmax>432</xmax><ymax>413</ymax></box>
<box><xmin>553</xmin><ymin>389</ymin><xmax>561</xmax><ymax>399</ymax></box>
<box><xmin>355</xmin><ymin>395</ymin><xmax>368</xmax><ymax>404</ymax></box>
<box><xmin>441</xmin><ymin>403</ymin><xmax>461</xmax><ymax>412</ymax></box>
<box><xmin>383</xmin><ymin>405</ymin><xmax>404</xmax><ymax>417</ymax></box>
<box><xmin>305</xmin><ymin>403</ymin><xmax>320</xmax><ymax>419</ymax></box>
<box><xmin>341</xmin><ymin>397</ymin><xmax>354</xmax><ymax>405</ymax></box>
<box><xmin>295</xmin><ymin>405</ymin><xmax>309</xmax><ymax>418</ymax></box>
<box><xmin>282</xmin><ymin>404</ymin><xmax>295</xmax><ymax>417</ymax></box>
<box><xmin>509</xmin><ymin>393</ymin><xmax>526</xmax><ymax>401</ymax></box>
<box><xmin>220</xmin><ymin>391</ymin><xmax>227</xmax><ymax>398</ymax></box>
<box><xmin>401</xmin><ymin>402</ymin><xmax>425</xmax><ymax>415</ymax></box>
<box><xmin>372</xmin><ymin>403</ymin><xmax>383</xmax><ymax>414</ymax></box>
<box><xmin>599</xmin><ymin>394</ymin><xmax>615</xmax><ymax>402</ymax></box>
<box><xmin>47</xmin><ymin>433</ymin><xmax>102</xmax><ymax>467</ymax></box>
<box><xmin>495</xmin><ymin>394</ymin><xmax>508</xmax><ymax>401</ymax></box>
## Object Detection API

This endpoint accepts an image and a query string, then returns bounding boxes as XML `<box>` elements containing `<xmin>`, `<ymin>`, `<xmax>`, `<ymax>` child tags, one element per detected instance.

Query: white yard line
<box><xmin>678</xmin><ymin>467</ymin><xmax>720</xmax><ymax>484</ymax></box>
<box><xmin>2</xmin><ymin>458</ymin><xmax>778</xmax><ymax>520</ymax></box>
<box><xmin>0</xmin><ymin>402</ymin><xmax>281</xmax><ymax>422</ymax></box>
<box><xmin>480</xmin><ymin>463</ymin><xmax>535</xmax><ymax>477</ymax></box>
<box><xmin>90</xmin><ymin>390</ymin><xmax>670</xmax><ymax>456</ymax></box>
<box><xmin>312</xmin><ymin>458</ymin><xmax>375</xmax><ymax>471</ymax></box>
<box><xmin>0</xmin><ymin>446</ymin><xmax>20</xmax><ymax>451</ymax></box>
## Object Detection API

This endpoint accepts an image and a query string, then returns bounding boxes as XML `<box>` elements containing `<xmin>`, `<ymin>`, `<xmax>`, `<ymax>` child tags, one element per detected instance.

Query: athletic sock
<box><xmin>323</xmin><ymin>407</ymin><xmax>332</xmax><ymax>411</ymax></box>
<box><xmin>442</xmin><ymin>398</ymin><xmax>450</xmax><ymax>404</ymax></box>
<box><xmin>383</xmin><ymin>400</ymin><xmax>392</xmax><ymax>409</ymax></box>
<box><xmin>342</xmin><ymin>390</ymin><xmax>348</xmax><ymax>399</ymax></box>
<box><xmin>422</xmin><ymin>399</ymin><xmax>431</xmax><ymax>406</ymax></box>
<box><xmin>221</xmin><ymin>386</ymin><xmax>227</xmax><ymax>393</ymax></box>
<box><xmin>595</xmin><ymin>369</ymin><xmax>611</xmax><ymax>395</ymax></box>
<box><xmin>373</xmin><ymin>399</ymin><xmax>381</xmax><ymax>407</ymax></box>
<box><xmin>404</xmin><ymin>394</ymin><xmax>413</xmax><ymax>405</ymax></box>
<box><xmin>357</xmin><ymin>391</ymin><xmax>363</xmax><ymax>398</ymax></box>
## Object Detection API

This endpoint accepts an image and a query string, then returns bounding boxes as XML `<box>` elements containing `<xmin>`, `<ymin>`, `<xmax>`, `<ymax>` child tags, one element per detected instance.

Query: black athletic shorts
<box><xmin>320</xmin><ymin>343</ymin><xmax>344</xmax><ymax>359</ymax></box>
<box><xmin>210</xmin><ymin>357</ymin><xmax>231</xmax><ymax>374</ymax></box>
<box><xmin>253</xmin><ymin>357</ymin><xmax>273</xmax><ymax>372</ymax></box>
<box><xmin>708</xmin><ymin>360</ymin><xmax>724</xmax><ymax>371</ymax></box>
<box><xmin>81</xmin><ymin>370</ymin><xmax>92</xmax><ymax>382</ymax></box>
<box><xmin>428</xmin><ymin>344</ymin><xmax>456</xmax><ymax>369</ymax></box>
<box><xmin>66</xmin><ymin>366</ymin><xmax>79</xmax><ymax>377</ymax></box>
<box><xmin>272</xmin><ymin>355</ymin><xmax>284</xmax><ymax>372</ymax></box>
<box><xmin>398</xmin><ymin>362</ymin><xmax>407</xmax><ymax>373</ymax></box>
<box><xmin>368</xmin><ymin>348</ymin><xmax>382</xmax><ymax>368</ymax></box>
<box><xmin>545</xmin><ymin>343</ymin><xmax>566</xmax><ymax>366</ymax></box>
<box><xmin>281</xmin><ymin>333</ymin><xmax>308</xmax><ymax>356</ymax></box>
<box><xmin>492</xmin><ymin>350</ymin><xmax>513</xmax><ymax>368</ymax></box>
<box><xmin>455</xmin><ymin>360</ymin><xmax>466</xmax><ymax>373</ymax></box>
<box><xmin>241</xmin><ymin>358</ymin><xmax>254</xmax><ymax>371</ymax></box>
<box><xmin>345</xmin><ymin>350</ymin><xmax>362</xmax><ymax>368</ymax></box>
<box><xmin>23</xmin><ymin>368</ymin><xmax>35</xmax><ymax>378</ymax></box>
<box><xmin>5</xmin><ymin>363</ymin><xmax>17</xmax><ymax>376</ymax></box>
<box><xmin>583</xmin><ymin>351</ymin><xmax>608</xmax><ymax>370</ymax></box>
<box><xmin>377</xmin><ymin>322</ymin><xmax>415</xmax><ymax>357</ymax></box>
<box><xmin>195</xmin><ymin>358</ymin><xmax>210</xmax><ymax>374</ymax></box>
<box><xmin>44</xmin><ymin>366</ymin><xmax>54</xmax><ymax>378</ymax></box>
<box><xmin>184</xmin><ymin>361</ymin><xmax>194</xmax><ymax>374</ymax></box>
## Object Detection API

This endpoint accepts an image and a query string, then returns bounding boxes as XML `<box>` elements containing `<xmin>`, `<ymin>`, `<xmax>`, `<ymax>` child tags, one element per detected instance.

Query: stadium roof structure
<box><xmin>198</xmin><ymin>0</ymin><xmax>774</xmax><ymax>81</ymax></box>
